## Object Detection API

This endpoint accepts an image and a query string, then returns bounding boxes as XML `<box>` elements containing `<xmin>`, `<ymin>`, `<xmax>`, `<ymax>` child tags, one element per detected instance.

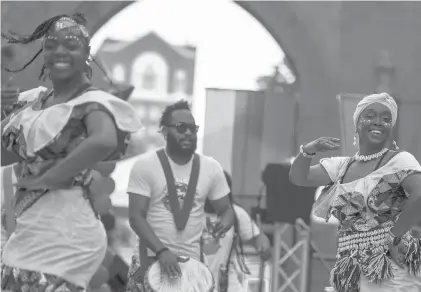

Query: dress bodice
<box><xmin>312</xmin><ymin>151</ymin><xmax>421</xmax><ymax>292</ymax></box>
<box><xmin>1</xmin><ymin>87</ymin><xmax>143</xmax><ymax>217</ymax></box>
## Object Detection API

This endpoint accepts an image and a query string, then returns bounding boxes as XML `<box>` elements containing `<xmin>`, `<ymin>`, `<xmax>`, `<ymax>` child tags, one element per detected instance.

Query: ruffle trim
<box><xmin>3</xmin><ymin>95</ymin><xmax>143</xmax><ymax>158</ymax></box>
<box><xmin>31</xmin><ymin>102</ymin><xmax>134</xmax><ymax>159</ymax></box>
<box><xmin>404</xmin><ymin>236</ymin><xmax>421</xmax><ymax>275</ymax></box>
<box><xmin>313</xmin><ymin>167</ymin><xmax>421</xmax><ymax>223</ymax></box>
<box><xmin>330</xmin><ymin>235</ymin><xmax>421</xmax><ymax>292</ymax></box>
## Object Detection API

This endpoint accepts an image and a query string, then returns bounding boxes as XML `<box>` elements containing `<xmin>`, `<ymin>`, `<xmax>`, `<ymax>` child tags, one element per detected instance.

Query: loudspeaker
<box><xmin>262</xmin><ymin>163</ymin><xmax>316</xmax><ymax>225</ymax></box>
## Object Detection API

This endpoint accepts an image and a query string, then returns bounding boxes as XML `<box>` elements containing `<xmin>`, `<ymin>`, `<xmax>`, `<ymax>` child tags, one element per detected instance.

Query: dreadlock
<box><xmin>1</xmin><ymin>13</ymin><xmax>88</xmax><ymax>80</ymax></box>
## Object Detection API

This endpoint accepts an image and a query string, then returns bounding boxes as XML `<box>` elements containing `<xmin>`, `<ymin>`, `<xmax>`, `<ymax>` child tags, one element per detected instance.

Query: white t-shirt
<box><xmin>203</xmin><ymin>204</ymin><xmax>260</xmax><ymax>290</ymax></box>
<box><xmin>1</xmin><ymin>164</ymin><xmax>17</xmax><ymax>251</ymax></box>
<box><xmin>127</xmin><ymin>149</ymin><xmax>230</xmax><ymax>260</ymax></box>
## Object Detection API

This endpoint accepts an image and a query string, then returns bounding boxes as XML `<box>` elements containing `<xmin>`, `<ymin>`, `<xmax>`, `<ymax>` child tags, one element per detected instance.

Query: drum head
<box><xmin>145</xmin><ymin>257</ymin><xmax>214</xmax><ymax>292</ymax></box>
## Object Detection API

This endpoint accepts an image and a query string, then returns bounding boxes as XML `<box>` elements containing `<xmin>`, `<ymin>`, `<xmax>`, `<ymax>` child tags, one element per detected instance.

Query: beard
<box><xmin>167</xmin><ymin>133</ymin><xmax>197</xmax><ymax>157</ymax></box>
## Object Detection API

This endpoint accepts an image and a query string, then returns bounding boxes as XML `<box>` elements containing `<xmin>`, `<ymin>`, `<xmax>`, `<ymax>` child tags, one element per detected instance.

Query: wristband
<box><xmin>156</xmin><ymin>247</ymin><xmax>169</xmax><ymax>258</ymax></box>
<box><xmin>300</xmin><ymin>145</ymin><xmax>316</xmax><ymax>157</ymax></box>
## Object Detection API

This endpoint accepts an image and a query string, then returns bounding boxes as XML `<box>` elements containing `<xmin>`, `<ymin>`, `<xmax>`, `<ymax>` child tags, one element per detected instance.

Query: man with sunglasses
<box><xmin>126</xmin><ymin>100</ymin><xmax>235</xmax><ymax>291</ymax></box>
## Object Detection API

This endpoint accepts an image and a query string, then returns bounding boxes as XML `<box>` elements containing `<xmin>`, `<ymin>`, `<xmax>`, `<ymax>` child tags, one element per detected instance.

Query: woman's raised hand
<box><xmin>303</xmin><ymin>137</ymin><xmax>340</xmax><ymax>154</ymax></box>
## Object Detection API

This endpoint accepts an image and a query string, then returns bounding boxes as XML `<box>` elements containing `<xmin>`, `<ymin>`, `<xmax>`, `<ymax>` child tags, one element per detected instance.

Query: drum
<box><xmin>144</xmin><ymin>257</ymin><xmax>214</xmax><ymax>292</ymax></box>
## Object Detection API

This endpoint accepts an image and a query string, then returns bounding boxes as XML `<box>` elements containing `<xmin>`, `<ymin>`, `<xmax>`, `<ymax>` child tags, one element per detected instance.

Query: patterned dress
<box><xmin>313</xmin><ymin>151</ymin><xmax>421</xmax><ymax>292</ymax></box>
<box><xmin>1</xmin><ymin>87</ymin><xmax>143</xmax><ymax>291</ymax></box>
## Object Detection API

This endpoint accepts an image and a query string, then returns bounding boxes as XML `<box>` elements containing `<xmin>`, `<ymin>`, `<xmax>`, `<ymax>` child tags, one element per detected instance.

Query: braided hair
<box><xmin>1</xmin><ymin>13</ymin><xmax>90</xmax><ymax>81</ymax></box>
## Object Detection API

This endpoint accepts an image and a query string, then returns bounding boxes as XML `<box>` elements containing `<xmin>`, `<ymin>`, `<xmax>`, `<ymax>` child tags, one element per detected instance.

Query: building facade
<box><xmin>94</xmin><ymin>32</ymin><xmax>196</xmax><ymax>154</ymax></box>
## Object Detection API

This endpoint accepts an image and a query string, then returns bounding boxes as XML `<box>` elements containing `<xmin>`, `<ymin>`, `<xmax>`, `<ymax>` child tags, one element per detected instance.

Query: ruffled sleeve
<box><xmin>18</xmin><ymin>86</ymin><xmax>48</xmax><ymax>102</ymax></box>
<box><xmin>4</xmin><ymin>87</ymin><xmax>47</xmax><ymax>119</ymax></box>
<box><xmin>67</xmin><ymin>90</ymin><xmax>143</xmax><ymax>134</ymax></box>
<box><xmin>386</xmin><ymin>151</ymin><xmax>421</xmax><ymax>182</ymax></box>
<box><xmin>46</xmin><ymin>90</ymin><xmax>144</xmax><ymax>160</ymax></box>
<box><xmin>6</xmin><ymin>89</ymin><xmax>144</xmax><ymax>158</ymax></box>
<box><xmin>319</xmin><ymin>156</ymin><xmax>349</xmax><ymax>182</ymax></box>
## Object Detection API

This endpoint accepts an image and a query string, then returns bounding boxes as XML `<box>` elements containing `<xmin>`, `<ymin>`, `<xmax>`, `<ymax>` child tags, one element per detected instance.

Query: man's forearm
<box><xmin>129</xmin><ymin>215</ymin><xmax>166</xmax><ymax>253</ymax></box>
<box><xmin>218</xmin><ymin>205</ymin><xmax>235</xmax><ymax>229</ymax></box>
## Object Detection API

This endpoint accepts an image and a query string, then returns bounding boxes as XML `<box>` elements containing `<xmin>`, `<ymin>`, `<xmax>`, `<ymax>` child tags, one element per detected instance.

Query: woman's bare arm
<box><xmin>92</xmin><ymin>161</ymin><xmax>117</xmax><ymax>176</ymax></box>
<box><xmin>289</xmin><ymin>154</ymin><xmax>332</xmax><ymax>187</ymax></box>
<box><xmin>40</xmin><ymin>110</ymin><xmax>118</xmax><ymax>184</ymax></box>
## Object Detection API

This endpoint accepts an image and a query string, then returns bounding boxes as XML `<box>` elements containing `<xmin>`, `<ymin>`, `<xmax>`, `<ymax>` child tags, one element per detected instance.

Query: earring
<box><xmin>393</xmin><ymin>140</ymin><xmax>399</xmax><ymax>150</ymax></box>
<box><xmin>353</xmin><ymin>133</ymin><xmax>357</xmax><ymax>147</ymax></box>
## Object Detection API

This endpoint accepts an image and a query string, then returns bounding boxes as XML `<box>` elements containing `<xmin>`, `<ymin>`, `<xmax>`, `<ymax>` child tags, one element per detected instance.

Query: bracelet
<box><xmin>300</xmin><ymin>145</ymin><xmax>316</xmax><ymax>157</ymax></box>
<box><xmin>155</xmin><ymin>247</ymin><xmax>169</xmax><ymax>258</ymax></box>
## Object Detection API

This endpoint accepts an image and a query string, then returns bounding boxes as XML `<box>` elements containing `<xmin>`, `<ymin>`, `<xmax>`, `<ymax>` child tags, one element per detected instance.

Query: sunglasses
<box><xmin>167</xmin><ymin>123</ymin><xmax>199</xmax><ymax>134</ymax></box>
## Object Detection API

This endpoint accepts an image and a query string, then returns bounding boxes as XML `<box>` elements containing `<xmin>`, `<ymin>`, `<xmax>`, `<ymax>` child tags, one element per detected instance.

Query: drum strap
<box><xmin>200</xmin><ymin>236</ymin><xmax>205</xmax><ymax>263</ymax></box>
<box><xmin>156</xmin><ymin>149</ymin><xmax>200</xmax><ymax>231</ymax></box>
<box><xmin>225</xmin><ymin>215</ymin><xmax>239</xmax><ymax>270</ymax></box>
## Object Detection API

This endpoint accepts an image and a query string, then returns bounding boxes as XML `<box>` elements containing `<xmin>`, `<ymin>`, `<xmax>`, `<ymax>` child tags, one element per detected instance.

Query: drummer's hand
<box><xmin>254</xmin><ymin>233</ymin><xmax>272</xmax><ymax>262</ymax></box>
<box><xmin>158</xmin><ymin>250</ymin><xmax>182</xmax><ymax>279</ymax></box>
<box><xmin>213</xmin><ymin>208</ymin><xmax>235</xmax><ymax>239</ymax></box>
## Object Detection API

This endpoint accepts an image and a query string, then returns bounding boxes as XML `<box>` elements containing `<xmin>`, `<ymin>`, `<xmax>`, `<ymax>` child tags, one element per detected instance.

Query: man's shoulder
<box><xmin>130</xmin><ymin>150</ymin><xmax>160</xmax><ymax>170</ymax></box>
<box><xmin>196</xmin><ymin>153</ymin><xmax>221</xmax><ymax>169</ymax></box>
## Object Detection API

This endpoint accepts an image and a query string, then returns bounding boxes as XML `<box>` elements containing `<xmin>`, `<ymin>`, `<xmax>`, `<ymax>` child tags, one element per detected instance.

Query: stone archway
<box><xmin>3</xmin><ymin>1</ymin><xmax>421</xmax><ymax>157</ymax></box>
<box><xmin>1</xmin><ymin>1</ymin><xmax>339</xmax><ymax>146</ymax></box>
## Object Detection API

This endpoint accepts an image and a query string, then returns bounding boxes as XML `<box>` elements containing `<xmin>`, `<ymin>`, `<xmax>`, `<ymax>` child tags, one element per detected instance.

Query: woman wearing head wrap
<box><xmin>289</xmin><ymin>93</ymin><xmax>421</xmax><ymax>291</ymax></box>
<box><xmin>1</xmin><ymin>13</ymin><xmax>143</xmax><ymax>291</ymax></box>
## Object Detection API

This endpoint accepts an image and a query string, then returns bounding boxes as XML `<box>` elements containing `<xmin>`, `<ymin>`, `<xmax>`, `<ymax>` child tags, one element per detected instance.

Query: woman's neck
<box><xmin>51</xmin><ymin>74</ymin><xmax>89</xmax><ymax>97</ymax></box>
<box><xmin>358</xmin><ymin>144</ymin><xmax>387</xmax><ymax>156</ymax></box>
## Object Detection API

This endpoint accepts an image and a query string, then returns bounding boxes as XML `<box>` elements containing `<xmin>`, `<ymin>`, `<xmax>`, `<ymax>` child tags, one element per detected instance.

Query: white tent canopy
<box><xmin>110</xmin><ymin>156</ymin><xmax>139</xmax><ymax>208</ymax></box>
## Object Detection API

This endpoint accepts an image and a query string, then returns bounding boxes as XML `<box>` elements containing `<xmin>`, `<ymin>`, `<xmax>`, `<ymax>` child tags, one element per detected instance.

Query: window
<box><xmin>142</xmin><ymin>66</ymin><xmax>156</xmax><ymax>90</ymax></box>
<box><xmin>131</xmin><ymin>52</ymin><xmax>169</xmax><ymax>98</ymax></box>
<box><xmin>112</xmin><ymin>64</ymin><xmax>126</xmax><ymax>82</ymax></box>
<box><xmin>173</xmin><ymin>70</ymin><xmax>187</xmax><ymax>93</ymax></box>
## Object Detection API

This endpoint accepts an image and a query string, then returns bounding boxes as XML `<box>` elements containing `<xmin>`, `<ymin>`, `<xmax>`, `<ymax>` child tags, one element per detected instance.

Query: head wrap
<box><xmin>352</xmin><ymin>92</ymin><xmax>398</xmax><ymax>129</ymax></box>
<box><xmin>49</xmin><ymin>17</ymin><xmax>90</xmax><ymax>39</ymax></box>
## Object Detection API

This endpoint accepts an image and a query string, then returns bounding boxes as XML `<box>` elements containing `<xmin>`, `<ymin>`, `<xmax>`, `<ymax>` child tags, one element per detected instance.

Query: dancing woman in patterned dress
<box><xmin>1</xmin><ymin>13</ymin><xmax>143</xmax><ymax>291</ymax></box>
<box><xmin>289</xmin><ymin>93</ymin><xmax>421</xmax><ymax>292</ymax></box>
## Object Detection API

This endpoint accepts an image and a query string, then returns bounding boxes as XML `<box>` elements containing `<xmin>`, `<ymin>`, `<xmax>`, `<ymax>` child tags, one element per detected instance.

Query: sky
<box><xmin>90</xmin><ymin>0</ymin><xmax>290</xmax><ymax>152</ymax></box>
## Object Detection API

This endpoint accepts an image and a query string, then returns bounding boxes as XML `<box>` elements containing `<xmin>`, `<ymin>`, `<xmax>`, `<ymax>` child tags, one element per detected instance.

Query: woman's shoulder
<box><xmin>319</xmin><ymin>155</ymin><xmax>351</xmax><ymax>170</ymax></box>
<box><xmin>386</xmin><ymin>150</ymin><xmax>421</xmax><ymax>169</ymax></box>
<box><xmin>72</xmin><ymin>89</ymin><xmax>128</xmax><ymax>104</ymax></box>
<box><xmin>68</xmin><ymin>89</ymin><xmax>139</xmax><ymax>115</ymax></box>
<box><xmin>4</xmin><ymin>87</ymin><xmax>48</xmax><ymax>118</ymax></box>
<box><xmin>18</xmin><ymin>86</ymin><xmax>48</xmax><ymax>102</ymax></box>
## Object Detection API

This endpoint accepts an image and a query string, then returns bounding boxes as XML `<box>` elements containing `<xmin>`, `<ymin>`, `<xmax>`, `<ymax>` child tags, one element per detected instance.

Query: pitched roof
<box><xmin>97</xmin><ymin>31</ymin><xmax>196</xmax><ymax>59</ymax></box>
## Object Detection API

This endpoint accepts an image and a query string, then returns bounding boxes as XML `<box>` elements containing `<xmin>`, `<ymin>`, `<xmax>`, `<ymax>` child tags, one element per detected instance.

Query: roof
<box><xmin>98</xmin><ymin>38</ymin><xmax>132</xmax><ymax>52</ymax></box>
<box><xmin>97</xmin><ymin>31</ymin><xmax>196</xmax><ymax>59</ymax></box>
